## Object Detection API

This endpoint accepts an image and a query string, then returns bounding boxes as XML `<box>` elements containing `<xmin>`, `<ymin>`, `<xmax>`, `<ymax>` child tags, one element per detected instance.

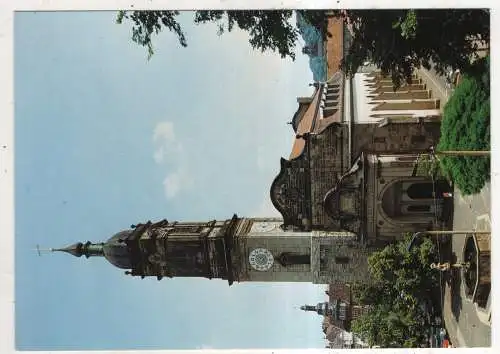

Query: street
<box><xmin>441</xmin><ymin>183</ymin><xmax>491</xmax><ymax>347</ymax></box>
<box><xmin>419</xmin><ymin>67</ymin><xmax>491</xmax><ymax>347</ymax></box>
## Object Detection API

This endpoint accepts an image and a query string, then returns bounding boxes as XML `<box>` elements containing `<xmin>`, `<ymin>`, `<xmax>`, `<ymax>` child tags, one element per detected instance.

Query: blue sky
<box><xmin>14</xmin><ymin>11</ymin><xmax>327</xmax><ymax>350</ymax></box>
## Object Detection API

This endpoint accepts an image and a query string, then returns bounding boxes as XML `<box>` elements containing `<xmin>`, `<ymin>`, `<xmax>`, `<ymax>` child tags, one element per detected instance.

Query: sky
<box><xmin>14</xmin><ymin>11</ymin><xmax>328</xmax><ymax>350</ymax></box>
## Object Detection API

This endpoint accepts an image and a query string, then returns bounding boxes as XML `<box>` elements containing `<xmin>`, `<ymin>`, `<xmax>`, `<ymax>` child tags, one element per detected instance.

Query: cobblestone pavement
<box><xmin>441</xmin><ymin>183</ymin><xmax>491</xmax><ymax>347</ymax></box>
<box><xmin>420</xmin><ymin>67</ymin><xmax>491</xmax><ymax>347</ymax></box>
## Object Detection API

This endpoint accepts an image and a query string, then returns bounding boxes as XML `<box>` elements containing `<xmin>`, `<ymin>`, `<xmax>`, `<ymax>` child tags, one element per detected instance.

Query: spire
<box><xmin>51</xmin><ymin>241</ymin><xmax>105</xmax><ymax>258</ymax></box>
<box><xmin>51</xmin><ymin>242</ymin><xmax>84</xmax><ymax>257</ymax></box>
<box><xmin>300</xmin><ymin>304</ymin><xmax>317</xmax><ymax>312</ymax></box>
<box><xmin>300</xmin><ymin>302</ymin><xmax>331</xmax><ymax>316</ymax></box>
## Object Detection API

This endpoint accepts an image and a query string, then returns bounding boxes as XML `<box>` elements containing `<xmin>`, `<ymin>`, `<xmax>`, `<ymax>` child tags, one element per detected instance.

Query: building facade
<box><xmin>270</xmin><ymin>70</ymin><xmax>448</xmax><ymax>245</ymax></box>
<box><xmin>270</xmin><ymin>17</ymin><xmax>450</xmax><ymax>250</ymax></box>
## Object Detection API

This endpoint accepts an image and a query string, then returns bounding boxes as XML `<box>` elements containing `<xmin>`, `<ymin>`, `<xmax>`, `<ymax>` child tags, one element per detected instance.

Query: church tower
<box><xmin>300</xmin><ymin>300</ymin><xmax>349</xmax><ymax>321</ymax></box>
<box><xmin>52</xmin><ymin>215</ymin><xmax>375</xmax><ymax>285</ymax></box>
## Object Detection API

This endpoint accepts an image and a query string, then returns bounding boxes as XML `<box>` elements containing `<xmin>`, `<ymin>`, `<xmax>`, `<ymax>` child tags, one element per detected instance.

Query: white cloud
<box><xmin>153</xmin><ymin>121</ymin><xmax>175</xmax><ymax>143</ymax></box>
<box><xmin>152</xmin><ymin>121</ymin><xmax>183</xmax><ymax>164</ymax></box>
<box><xmin>153</xmin><ymin>147</ymin><xmax>166</xmax><ymax>164</ymax></box>
<box><xmin>162</xmin><ymin>167</ymin><xmax>193</xmax><ymax>200</ymax></box>
<box><xmin>153</xmin><ymin>121</ymin><xmax>192</xmax><ymax>199</ymax></box>
<box><xmin>162</xmin><ymin>172</ymin><xmax>182</xmax><ymax>199</ymax></box>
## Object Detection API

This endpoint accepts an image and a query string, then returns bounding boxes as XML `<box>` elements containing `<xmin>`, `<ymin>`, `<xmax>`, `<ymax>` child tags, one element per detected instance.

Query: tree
<box><xmin>350</xmin><ymin>233</ymin><xmax>440</xmax><ymax>347</ymax></box>
<box><xmin>437</xmin><ymin>56</ymin><xmax>490</xmax><ymax>195</ymax></box>
<box><xmin>351</xmin><ymin>304</ymin><xmax>425</xmax><ymax>348</ymax></box>
<box><xmin>367</xmin><ymin>233</ymin><xmax>439</xmax><ymax>299</ymax></box>
<box><xmin>117</xmin><ymin>10</ymin><xmax>488</xmax><ymax>88</ymax></box>
<box><xmin>116</xmin><ymin>10</ymin><xmax>328</xmax><ymax>60</ymax></box>
<box><xmin>335</xmin><ymin>9</ymin><xmax>489</xmax><ymax>88</ymax></box>
<box><xmin>116</xmin><ymin>11</ymin><xmax>187</xmax><ymax>59</ymax></box>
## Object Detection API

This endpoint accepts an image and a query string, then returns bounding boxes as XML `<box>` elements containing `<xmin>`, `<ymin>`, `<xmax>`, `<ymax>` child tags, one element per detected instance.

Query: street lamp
<box><xmin>407</xmin><ymin>231</ymin><xmax>491</xmax><ymax>251</ymax></box>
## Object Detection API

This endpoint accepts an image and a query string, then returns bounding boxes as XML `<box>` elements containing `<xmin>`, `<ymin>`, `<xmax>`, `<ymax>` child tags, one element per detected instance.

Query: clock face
<box><xmin>248</xmin><ymin>248</ymin><xmax>274</xmax><ymax>271</ymax></box>
<box><xmin>253</xmin><ymin>222</ymin><xmax>280</xmax><ymax>233</ymax></box>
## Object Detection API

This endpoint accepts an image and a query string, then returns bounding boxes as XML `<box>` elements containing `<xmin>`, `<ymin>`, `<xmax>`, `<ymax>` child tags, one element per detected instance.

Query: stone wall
<box><xmin>310</xmin><ymin>124</ymin><xmax>349</xmax><ymax>228</ymax></box>
<box><xmin>311</xmin><ymin>231</ymin><xmax>374</xmax><ymax>284</ymax></box>
<box><xmin>351</xmin><ymin>121</ymin><xmax>441</xmax><ymax>159</ymax></box>
<box><xmin>270</xmin><ymin>157</ymin><xmax>312</xmax><ymax>228</ymax></box>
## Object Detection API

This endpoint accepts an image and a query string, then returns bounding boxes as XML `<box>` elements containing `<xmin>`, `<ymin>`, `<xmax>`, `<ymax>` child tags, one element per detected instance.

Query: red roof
<box><xmin>288</xmin><ymin>16</ymin><xmax>345</xmax><ymax>159</ymax></box>
<box><xmin>327</xmin><ymin>283</ymin><xmax>351</xmax><ymax>303</ymax></box>
<box><xmin>326</xmin><ymin>17</ymin><xmax>344</xmax><ymax>79</ymax></box>
<box><xmin>289</xmin><ymin>87</ymin><xmax>322</xmax><ymax>159</ymax></box>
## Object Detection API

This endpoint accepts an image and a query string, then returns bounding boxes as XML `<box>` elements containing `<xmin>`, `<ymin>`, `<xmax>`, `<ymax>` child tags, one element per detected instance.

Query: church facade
<box><xmin>270</xmin><ymin>68</ymin><xmax>449</xmax><ymax>248</ymax></box>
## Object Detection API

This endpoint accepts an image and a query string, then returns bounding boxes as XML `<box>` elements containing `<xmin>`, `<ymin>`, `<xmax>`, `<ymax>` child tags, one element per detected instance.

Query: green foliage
<box><xmin>368</xmin><ymin>233</ymin><xmax>438</xmax><ymax>298</ymax></box>
<box><xmin>116</xmin><ymin>10</ymin><xmax>187</xmax><ymax>59</ymax></box>
<box><xmin>116</xmin><ymin>10</ymin><xmax>327</xmax><ymax>61</ymax></box>
<box><xmin>437</xmin><ymin>56</ymin><xmax>490</xmax><ymax>195</ymax></box>
<box><xmin>333</xmin><ymin>9</ymin><xmax>489</xmax><ymax>89</ymax></box>
<box><xmin>117</xmin><ymin>10</ymin><xmax>489</xmax><ymax>89</ymax></box>
<box><xmin>393</xmin><ymin>9</ymin><xmax>418</xmax><ymax>39</ymax></box>
<box><xmin>351</xmin><ymin>304</ymin><xmax>426</xmax><ymax>348</ymax></box>
<box><xmin>413</xmin><ymin>154</ymin><xmax>446</xmax><ymax>180</ymax></box>
<box><xmin>300</xmin><ymin>10</ymin><xmax>331</xmax><ymax>40</ymax></box>
<box><xmin>351</xmin><ymin>233</ymin><xmax>439</xmax><ymax>347</ymax></box>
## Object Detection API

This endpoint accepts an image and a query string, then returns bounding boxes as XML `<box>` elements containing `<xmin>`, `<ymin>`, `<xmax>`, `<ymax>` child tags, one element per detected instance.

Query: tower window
<box><xmin>335</xmin><ymin>256</ymin><xmax>350</xmax><ymax>264</ymax></box>
<box><xmin>278</xmin><ymin>252</ymin><xmax>310</xmax><ymax>267</ymax></box>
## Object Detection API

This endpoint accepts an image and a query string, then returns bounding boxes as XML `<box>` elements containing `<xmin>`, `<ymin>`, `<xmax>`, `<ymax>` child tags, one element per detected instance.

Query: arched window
<box><xmin>406</xmin><ymin>182</ymin><xmax>434</xmax><ymax>199</ymax></box>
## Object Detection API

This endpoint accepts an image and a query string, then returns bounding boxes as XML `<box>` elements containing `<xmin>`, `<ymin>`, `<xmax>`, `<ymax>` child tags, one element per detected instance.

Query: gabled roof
<box><xmin>289</xmin><ymin>85</ymin><xmax>323</xmax><ymax>159</ymax></box>
<box><xmin>291</xmin><ymin>95</ymin><xmax>315</xmax><ymax>133</ymax></box>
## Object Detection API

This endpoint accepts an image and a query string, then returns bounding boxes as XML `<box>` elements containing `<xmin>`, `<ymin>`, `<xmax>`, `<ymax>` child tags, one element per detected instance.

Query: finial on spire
<box><xmin>34</xmin><ymin>244</ymin><xmax>55</xmax><ymax>256</ymax></box>
<box><xmin>46</xmin><ymin>241</ymin><xmax>105</xmax><ymax>259</ymax></box>
<box><xmin>51</xmin><ymin>242</ymin><xmax>86</xmax><ymax>257</ymax></box>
